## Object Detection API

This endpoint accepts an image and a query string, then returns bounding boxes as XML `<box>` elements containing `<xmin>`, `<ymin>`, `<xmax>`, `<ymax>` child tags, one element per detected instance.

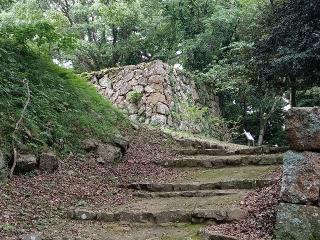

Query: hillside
<box><xmin>0</xmin><ymin>40</ymin><xmax>128</xmax><ymax>163</ymax></box>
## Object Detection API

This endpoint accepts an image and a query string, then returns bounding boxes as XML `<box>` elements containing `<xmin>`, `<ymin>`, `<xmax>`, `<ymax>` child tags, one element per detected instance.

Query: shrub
<box><xmin>127</xmin><ymin>91</ymin><xmax>143</xmax><ymax>104</ymax></box>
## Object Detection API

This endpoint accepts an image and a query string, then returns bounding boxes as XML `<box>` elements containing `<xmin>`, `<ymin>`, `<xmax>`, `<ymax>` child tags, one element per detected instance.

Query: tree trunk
<box><xmin>241</xmin><ymin>94</ymin><xmax>247</xmax><ymax>131</ymax></box>
<box><xmin>289</xmin><ymin>77</ymin><xmax>297</xmax><ymax>107</ymax></box>
<box><xmin>257</xmin><ymin>119</ymin><xmax>266</xmax><ymax>146</ymax></box>
<box><xmin>290</xmin><ymin>85</ymin><xmax>297</xmax><ymax>107</ymax></box>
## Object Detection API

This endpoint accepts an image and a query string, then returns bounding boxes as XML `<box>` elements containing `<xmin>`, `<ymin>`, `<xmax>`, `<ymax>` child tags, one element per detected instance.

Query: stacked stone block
<box><xmin>85</xmin><ymin>60</ymin><xmax>220</xmax><ymax>130</ymax></box>
<box><xmin>275</xmin><ymin>107</ymin><xmax>320</xmax><ymax>240</ymax></box>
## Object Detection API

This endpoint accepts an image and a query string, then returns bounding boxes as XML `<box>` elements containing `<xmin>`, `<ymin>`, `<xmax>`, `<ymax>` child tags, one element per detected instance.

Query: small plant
<box><xmin>2</xmin><ymin>223</ymin><xmax>14</xmax><ymax>233</ymax></box>
<box><xmin>127</xmin><ymin>91</ymin><xmax>143</xmax><ymax>104</ymax></box>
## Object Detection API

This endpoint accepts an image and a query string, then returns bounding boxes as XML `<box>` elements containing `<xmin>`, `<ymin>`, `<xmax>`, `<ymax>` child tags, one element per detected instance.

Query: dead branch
<box><xmin>9</xmin><ymin>79</ymin><xmax>31</xmax><ymax>179</ymax></box>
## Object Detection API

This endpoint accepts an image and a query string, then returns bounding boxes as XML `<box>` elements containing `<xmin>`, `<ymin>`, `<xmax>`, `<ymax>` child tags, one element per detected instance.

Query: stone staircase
<box><xmin>67</xmin><ymin>140</ymin><xmax>285</xmax><ymax>240</ymax></box>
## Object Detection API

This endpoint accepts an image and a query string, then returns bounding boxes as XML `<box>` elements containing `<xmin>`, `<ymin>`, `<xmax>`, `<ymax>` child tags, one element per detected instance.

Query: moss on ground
<box><xmin>0</xmin><ymin>40</ymin><xmax>129</xmax><ymax>158</ymax></box>
<box><xmin>178</xmin><ymin>165</ymin><xmax>280</xmax><ymax>183</ymax></box>
<box><xmin>43</xmin><ymin>221</ymin><xmax>203</xmax><ymax>240</ymax></box>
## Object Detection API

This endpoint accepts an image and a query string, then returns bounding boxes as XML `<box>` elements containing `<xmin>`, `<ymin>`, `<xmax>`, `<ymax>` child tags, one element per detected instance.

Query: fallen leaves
<box><xmin>207</xmin><ymin>169</ymin><xmax>282</xmax><ymax>240</ymax></box>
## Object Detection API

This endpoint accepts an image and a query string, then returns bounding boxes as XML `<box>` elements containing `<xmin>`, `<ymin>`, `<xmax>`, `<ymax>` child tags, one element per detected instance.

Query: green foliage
<box><xmin>173</xmin><ymin>102</ymin><xmax>238</xmax><ymax>142</ymax></box>
<box><xmin>255</xmin><ymin>0</ymin><xmax>320</xmax><ymax>96</ymax></box>
<box><xmin>127</xmin><ymin>91</ymin><xmax>143</xmax><ymax>104</ymax></box>
<box><xmin>0</xmin><ymin>40</ymin><xmax>128</xmax><ymax>157</ymax></box>
<box><xmin>297</xmin><ymin>87</ymin><xmax>320</xmax><ymax>107</ymax></box>
<box><xmin>1</xmin><ymin>223</ymin><xmax>14</xmax><ymax>233</ymax></box>
<box><xmin>1</xmin><ymin>0</ymin><xmax>317</xmax><ymax>147</ymax></box>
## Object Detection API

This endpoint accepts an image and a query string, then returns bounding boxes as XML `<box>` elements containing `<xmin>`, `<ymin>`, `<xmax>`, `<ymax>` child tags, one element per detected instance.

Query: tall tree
<box><xmin>255</xmin><ymin>0</ymin><xmax>320</xmax><ymax>106</ymax></box>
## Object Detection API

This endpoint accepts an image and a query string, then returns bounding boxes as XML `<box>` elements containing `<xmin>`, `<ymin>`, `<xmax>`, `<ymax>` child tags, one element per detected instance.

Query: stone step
<box><xmin>124</xmin><ymin>165</ymin><xmax>278</xmax><ymax>192</ymax></box>
<box><xmin>69</xmin><ymin>208</ymin><xmax>248</xmax><ymax>224</ymax></box>
<box><xmin>175</xmin><ymin>148</ymin><xmax>230</xmax><ymax>156</ymax></box>
<box><xmin>174</xmin><ymin>137</ymin><xmax>226</xmax><ymax>150</ymax></box>
<box><xmin>124</xmin><ymin>179</ymin><xmax>272</xmax><ymax>192</ymax></box>
<box><xmin>176</xmin><ymin>146</ymin><xmax>288</xmax><ymax>156</ymax></box>
<box><xmin>133</xmin><ymin>189</ymin><xmax>241</xmax><ymax>198</ymax></box>
<box><xmin>69</xmin><ymin>194</ymin><xmax>248</xmax><ymax>224</ymax></box>
<box><xmin>156</xmin><ymin>154</ymin><xmax>283</xmax><ymax>168</ymax></box>
<box><xmin>234</xmin><ymin>146</ymin><xmax>289</xmax><ymax>155</ymax></box>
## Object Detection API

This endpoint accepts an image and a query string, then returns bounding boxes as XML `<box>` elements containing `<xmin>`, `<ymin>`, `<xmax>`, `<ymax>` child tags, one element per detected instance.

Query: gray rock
<box><xmin>98</xmin><ymin>76</ymin><xmax>111</xmax><ymax>88</ymax></box>
<box><xmin>119</xmin><ymin>83</ymin><xmax>132</xmax><ymax>96</ymax></box>
<box><xmin>157</xmin><ymin>102</ymin><xmax>170</xmax><ymax>115</ymax></box>
<box><xmin>83</xmin><ymin>139</ymin><xmax>99</xmax><ymax>152</ymax></box>
<box><xmin>285</xmin><ymin>107</ymin><xmax>320</xmax><ymax>151</ymax></box>
<box><xmin>16</xmin><ymin>154</ymin><xmax>37</xmax><ymax>173</ymax></box>
<box><xmin>97</xmin><ymin>143</ymin><xmax>122</xmax><ymax>164</ymax></box>
<box><xmin>150</xmin><ymin>114</ymin><xmax>167</xmax><ymax>125</ymax></box>
<box><xmin>70</xmin><ymin>209</ymin><xmax>97</xmax><ymax>220</ymax></box>
<box><xmin>126</xmin><ymin>103</ymin><xmax>139</xmax><ymax>114</ymax></box>
<box><xmin>275</xmin><ymin>203</ymin><xmax>320</xmax><ymax>240</ymax></box>
<box><xmin>129</xmin><ymin>114</ymin><xmax>139</xmax><ymax>123</ymax></box>
<box><xmin>280</xmin><ymin>151</ymin><xmax>320</xmax><ymax>204</ymax></box>
<box><xmin>39</xmin><ymin>152</ymin><xmax>59</xmax><ymax>173</ymax></box>
<box><xmin>19</xmin><ymin>232</ymin><xmax>42</xmax><ymax>240</ymax></box>
<box><xmin>112</xmin><ymin>134</ymin><xmax>129</xmax><ymax>152</ymax></box>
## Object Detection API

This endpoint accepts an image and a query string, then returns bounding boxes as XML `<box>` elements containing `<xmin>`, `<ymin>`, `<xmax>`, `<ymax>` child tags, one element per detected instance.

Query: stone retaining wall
<box><xmin>83</xmin><ymin>60</ymin><xmax>220</xmax><ymax>130</ymax></box>
<box><xmin>275</xmin><ymin>107</ymin><xmax>320</xmax><ymax>240</ymax></box>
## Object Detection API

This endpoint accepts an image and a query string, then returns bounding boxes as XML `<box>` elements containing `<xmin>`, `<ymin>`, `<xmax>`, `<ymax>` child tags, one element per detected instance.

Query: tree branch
<box><xmin>9</xmin><ymin>79</ymin><xmax>31</xmax><ymax>179</ymax></box>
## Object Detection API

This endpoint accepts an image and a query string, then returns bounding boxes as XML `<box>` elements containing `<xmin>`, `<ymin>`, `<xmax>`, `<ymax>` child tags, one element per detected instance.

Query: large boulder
<box><xmin>280</xmin><ymin>151</ymin><xmax>320</xmax><ymax>204</ymax></box>
<box><xmin>96</xmin><ymin>143</ymin><xmax>122</xmax><ymax>164</ymax></box>
<box><xmin>15</xmin><ymin>154</ymin><xmax>37</xmax><ymax>173</ymax></box>
<box><xmin>83</xmin><ymin>139</ymin><xmax>99</xmax><ymax>152</ymax></box>
<box><xmin>112</xmin><ymin>134</ymin><xmax>129</xmax><ymax>153</ymax></box>
<box><xmin>39</xmin><ymin>152</ymin><xmax>59</xmax><ymax>173</ymax></box>
<box><xmin>275</xmin><ymin>203</ymin><xmax>320</xmax><ymax>240</ymax></box>
<box><xmin>285</xmin><ymin>107</ymin><xmax>320</xmax><ymax>151</ymax></box>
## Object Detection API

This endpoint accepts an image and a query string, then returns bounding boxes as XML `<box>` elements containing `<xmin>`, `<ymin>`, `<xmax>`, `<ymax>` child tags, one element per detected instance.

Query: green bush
<box><xmin>127</xmin><ymin>90</ymin><xmax>143</xmax><ymax>104</ymax></box>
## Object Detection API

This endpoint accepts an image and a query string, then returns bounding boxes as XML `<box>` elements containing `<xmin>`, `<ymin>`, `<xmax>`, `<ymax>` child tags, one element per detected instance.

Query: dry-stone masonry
<box><xmin>285</xmin><ymin>107</ymin><xmax>320</xmax><ymax>151</ymax></box>
<box><xmin>84</xmin><ymin>60</ymin><xmax>220</xmax><ymax>131</ymax></box>
<box><xmin>275</xmin><ymin>107</ymin><xmax>320</xmax><ymax>240</ymax></box>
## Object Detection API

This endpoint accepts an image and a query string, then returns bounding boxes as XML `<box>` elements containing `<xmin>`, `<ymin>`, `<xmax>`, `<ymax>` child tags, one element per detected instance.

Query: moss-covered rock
<box><xmin>275</xmin><ymin>203</ymin><xmax>320</xmax><ymax>240</ymax></box>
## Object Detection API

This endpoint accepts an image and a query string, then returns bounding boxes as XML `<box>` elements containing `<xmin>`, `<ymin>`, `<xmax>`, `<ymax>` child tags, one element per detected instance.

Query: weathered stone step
<box><xmin>133</xmin><ymin>189</ymin><xmax>241</xmax><ymax>198</ymax></box>
<box><xmin>176</xmin><ymin>146</ymin><xmax>288</xmax><ymax>156</ymax></box>
<box><xmin>234</xmin><ymin>146</ymin><xmax>288</xmax><ymax>155</ymax></box>
<box><xmin>174</xmin><ymin>137</ymin><xmax>226</xmax><ymax>150</ymax></box>
<box><xmin>69</xmin><ymin>192</ymin><xmax>249</xmax><ymax>224</ymax></box>
<box><xmin>157</xmin><ymin>154</ymin><xmax>283</xmax><ymax>168</ymax></box>
<box><xmin>175</xmin><ymin>148</ymin><xmax>229</xmax><ymax>156</ymax></box>
<box><xmin>69</xmin><ymin>207</ymin><xmax>248</xmax><ymax>224</ymax></box>
<box><xmin>124</xmin><ymin>179</ymin><xmax>272</xmax><ymax>192</ymax></box>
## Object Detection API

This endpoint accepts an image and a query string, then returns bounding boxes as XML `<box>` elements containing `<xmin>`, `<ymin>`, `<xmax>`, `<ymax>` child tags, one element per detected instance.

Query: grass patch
<box><xmin>0</xmin><ymin>40</ymin><xmax>129</xmax><ymax>158</ymax></box>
